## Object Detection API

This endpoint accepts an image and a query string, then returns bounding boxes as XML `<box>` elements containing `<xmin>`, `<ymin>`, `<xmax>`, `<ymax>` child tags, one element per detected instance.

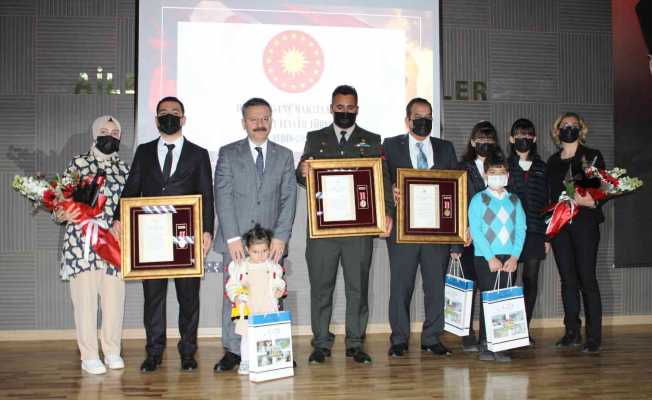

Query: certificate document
<box><xmin>409</xmin><ymin>184</ymin><xmax>440</xmax><ymax>229</ymax></box>
<box><xmin>138</xmin><ymin>213</ymin><xmax>174</xmax><ymax>263</ymax></box>
<box><xmin>321</xmin><ymin>174</ymin><xmax>356</xmax><ymax>222</ymax></box>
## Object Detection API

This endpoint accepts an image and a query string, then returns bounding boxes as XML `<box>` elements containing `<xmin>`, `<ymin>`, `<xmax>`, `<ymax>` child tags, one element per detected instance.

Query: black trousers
<box><xmin>459</xmin><ymin>244</ymin><xmax>479</xmax><ymax>335</ymax></box>
<box><xmin>473</xmin><ymin>255</ymin><xmax>515</xmax><ymax>343</ymax></box>
<box><xmin>551</xmin><ymin>215</ymin><xmax>602</xmax><ymax>345</ymax></box>
<box><xmin>520</xmin><ymin>259</ymin><xmax>541</xmax><ymax>325</ymax></box>
<box><xmin>387</xmin><ymin>232</ymin><xmax>449</xmax><ymax>347</ymax></box>
<box><xmin>143</xmin><ymin>277</ymin><xmax>201</xmax><ymax>357</ymax></box>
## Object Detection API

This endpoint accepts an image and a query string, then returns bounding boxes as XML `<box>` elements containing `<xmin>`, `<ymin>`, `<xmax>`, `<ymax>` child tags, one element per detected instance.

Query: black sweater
<box><xmin>546</xmin><ymin>144</ymin><xmax>605</xmax><ymax>224</ymax></box>
<box><xmin>507</xmin><ymin>155</ymin><xmax>548</xmax><ymax>236</ymax></box>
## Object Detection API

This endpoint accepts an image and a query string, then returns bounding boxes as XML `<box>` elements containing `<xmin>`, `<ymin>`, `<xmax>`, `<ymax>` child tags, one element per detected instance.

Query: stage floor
<box><xmin>1</xmin><ymin>325</ymin><xmax>651</xmax><ymax>399</ymax></box>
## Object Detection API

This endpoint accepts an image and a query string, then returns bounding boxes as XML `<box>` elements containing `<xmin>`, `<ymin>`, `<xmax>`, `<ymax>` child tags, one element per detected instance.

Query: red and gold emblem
<box><xmin>263</xmin><ymin>30</ymin><xmax>324</xmax><ymax>93</ymax></box>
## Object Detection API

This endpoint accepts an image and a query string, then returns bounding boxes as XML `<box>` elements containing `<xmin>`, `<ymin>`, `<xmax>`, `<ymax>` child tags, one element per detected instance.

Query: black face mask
<box><xmin>333</xmin><ymin>112</ymin><xmax>356</xmax><ymax>129</ymax></box>
<box><xmin>559</xmin><ymin>126</ymin><xmax>580</xmax><ymax>143</ymax></box>
<box><xmin>514</xmin><ymin>137</ymin><xmax>534</xmax><ymax>153</ymax></box>
<box><xmin>95</xmin><ymin>136</ymin><xmax>120</xmax><ymax>154</ymax></box>
<box><xmin>475</xmin><ymin>142</ymin><xmax>495</xmax><ymax>157</ymax></box>
<box><xmin>157</xmin><ymin>114</ymin><xmax>182</xmax><ymax>135</ymax></box>
<box><xmin>412</xmin><ymin>118</ymin><xmax>432</xmax><ymax>137</ymax></box>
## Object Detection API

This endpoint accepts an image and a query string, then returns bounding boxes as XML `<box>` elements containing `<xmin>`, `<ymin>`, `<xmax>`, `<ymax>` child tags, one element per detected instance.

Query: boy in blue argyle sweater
<box><xmin>468</xmin><ymin>150</ymin><xmax>526</xmax><ymax>362</ymax></box>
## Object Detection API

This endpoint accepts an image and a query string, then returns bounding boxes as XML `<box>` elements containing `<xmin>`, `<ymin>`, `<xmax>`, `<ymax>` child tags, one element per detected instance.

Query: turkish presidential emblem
<box><xmin>263</xmin><ymin>30</ymin><xmax>324</xmax><ymax>93</ymax></box>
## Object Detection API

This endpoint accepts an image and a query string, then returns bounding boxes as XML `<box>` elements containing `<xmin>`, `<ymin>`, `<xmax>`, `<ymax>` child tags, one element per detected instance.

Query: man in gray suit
<box><xmin>297</xmin><ymin>85</ymin><xmax>393</xmax><ymax>365</ymax></box>
<box><xmin>382</xmin><ymin>98</ymin><xmax>462</xmax><ymax>358</ymax></box>
<box><xmin>213</xmin><ymin>97</ymin><xmax>297</xmax><ymax>372</ymax></box>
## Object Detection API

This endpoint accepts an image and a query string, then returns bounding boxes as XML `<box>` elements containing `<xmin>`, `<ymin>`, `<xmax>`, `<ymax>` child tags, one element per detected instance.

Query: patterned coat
<box><xmin>59</xmin><ymin>152</ymin><xmax>129</xmax><ymax>280</ymax></box>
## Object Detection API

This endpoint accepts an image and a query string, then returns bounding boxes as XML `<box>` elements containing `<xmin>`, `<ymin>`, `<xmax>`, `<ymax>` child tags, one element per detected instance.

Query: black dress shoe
<box><xmin>388</xmin><ymin>343</ymin><xmax>408</xmax><ymax>357</ymax></box>
<box><xmin>213</xmin><ymin>351</ymin><xmax>241</xmax><ymax>372</ymax></box>
<box><xmin>181</xmin><ymin>357</ymin><xmax>198</xmax><ymax>371</ymax></box>
<box><xmin>421</xmin><ymin>343</ymin><xmax>452</xmax><ymax>356</ymax></box>
<box><xmin>555</xmin><ymin>331</ymin><xmax>582</xmax><ymax>348</ymax></box>
<box><xmin>581</xmin><ymin>341</ymin><xmax>601</xmax><ymax>354</ymax></box>
<box><xmin>140</xmin><ymin>355</ymin><xmax>162</xmax><ymax>372</ymax></box>
<box><xmin>308</xmin><ymin>348</ymin><xmax>331</xmax><ymax>364</ymax></box>
<box><xmin>347</xmin><ymin>348</ymin><xmax>372</xmax><ymax>364</ymax></box>
<box><xmin>462</xmin><ymin>335</ymin><xmax>480</xmax><ymax>352</ymax></box>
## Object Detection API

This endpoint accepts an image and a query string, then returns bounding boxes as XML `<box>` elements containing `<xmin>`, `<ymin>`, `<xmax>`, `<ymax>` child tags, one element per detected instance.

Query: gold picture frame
<box><xmin>306</xmin><ymin>157</ymin><xmax>386</xmax><ymax>238</ymax></box>
<box><xmin>396</xmin><ymin>168</ymin><xmax>467</xmax><ymax>244</ymax></box>
<box><xmin>120</xmin><ymin>194</ymin><xmax>204</xmax><ymax>280</ymax></box>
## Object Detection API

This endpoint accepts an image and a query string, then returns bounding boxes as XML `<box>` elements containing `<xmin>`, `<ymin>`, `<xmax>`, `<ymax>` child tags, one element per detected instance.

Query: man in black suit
<box><xmin>382</xmin><ymin>98</ymin><xmax>461</xmax><ymax>358</ymax></box>
<box><xmin>296</xmin><ymin>85</ymin><xmax>393</xmax><ymax>365</ymax></box>
<box><xmin>113</xmin><ymin>96</ymin><xmax>215</xmax><ymax>372</ymax></box>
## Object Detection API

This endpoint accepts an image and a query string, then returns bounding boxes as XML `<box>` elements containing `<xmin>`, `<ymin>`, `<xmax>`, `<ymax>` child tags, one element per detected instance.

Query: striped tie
<box><xmin>416</xmin><ymin>142</ymin><xmax>428</xmax><ymax>169</ymax></box>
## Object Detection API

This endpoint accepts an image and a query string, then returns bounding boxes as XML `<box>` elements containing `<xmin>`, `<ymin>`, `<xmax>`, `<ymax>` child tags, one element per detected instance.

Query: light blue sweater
<box><xmin>469</xmin><ymin>189</ymin><xmax>526</xmax><ymax>261</ymax></box>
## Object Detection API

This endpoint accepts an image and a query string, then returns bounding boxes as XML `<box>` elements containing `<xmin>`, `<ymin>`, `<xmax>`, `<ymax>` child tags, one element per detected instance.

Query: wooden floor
<box><xmin>1</xmin><ymin>325</ymin><xmax>652</xmax><ymax>399</ymax></box>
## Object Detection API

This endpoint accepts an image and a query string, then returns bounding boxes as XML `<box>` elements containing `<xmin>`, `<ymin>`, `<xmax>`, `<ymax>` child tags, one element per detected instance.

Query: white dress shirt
<box><xmin>248</xmin><ymin>139</ymin><xmax>268</xmax><ymax>166</ymax></box>
<box><xmin>408</xmin><ymin>133</ymin><xmax>434</xmax><ymax>169</ymax></box>
<box><xmin>157</xmin><ymin>136</ymin><xmax>185</xmax><ymax>176</ymax></box>
<box><xmin>474</xmin><ymin>158</ymin><xmax>485</xmax><ymax>177</ymax></box>
<box><xmin>333</xmin><ymin>123</ymin><xmax>356</xmax><ymax>142</ymax></box>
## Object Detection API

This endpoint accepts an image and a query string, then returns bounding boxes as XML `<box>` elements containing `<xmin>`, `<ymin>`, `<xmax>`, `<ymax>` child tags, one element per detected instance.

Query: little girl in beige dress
<box><xmin>225</xmin><ymin>225</ymin><xmax>286</xmax><ymax>374</ymax></box>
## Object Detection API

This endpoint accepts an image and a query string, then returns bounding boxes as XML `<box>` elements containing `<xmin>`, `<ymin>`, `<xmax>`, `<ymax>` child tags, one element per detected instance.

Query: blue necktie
<box><xmin>255</xmin><ymin>146</ymin><xmax>264</xmax><ymax>178</ymax></box>
<box><xmin>416</xmin><ymin>142</ymin><xmax>428</xmax><ymax>169</ymax></box>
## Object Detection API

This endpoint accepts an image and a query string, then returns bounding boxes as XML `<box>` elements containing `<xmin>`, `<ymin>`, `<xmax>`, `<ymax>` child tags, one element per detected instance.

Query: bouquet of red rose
<box><xmin>12</xmin><ymin>171</ymin><xmax>121</xmax><ymax>269</ymax></box>
<box><xmin>545</xmin><ymin>160</ymin><xmax>643</xmax><ymax>238</ymax></box>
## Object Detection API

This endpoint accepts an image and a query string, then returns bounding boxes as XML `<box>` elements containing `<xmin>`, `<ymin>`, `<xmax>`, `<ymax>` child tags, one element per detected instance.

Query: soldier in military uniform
<box><xmin>296</xmin><ymin>85</ymin><xmax>393</xmax><ymax>364</ymax></box>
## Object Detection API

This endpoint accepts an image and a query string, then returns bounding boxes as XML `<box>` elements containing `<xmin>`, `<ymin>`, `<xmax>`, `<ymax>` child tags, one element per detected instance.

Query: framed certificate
<box><xmin>306</xmin><ymin>157</ymin><xmax>386</xmax><ymax>238</ymax></box>
<box><xmin>396</xmin><ymin>168</ymin><xmax>467</xmax><ymax>244</ymax></box>
<box><xmin>119</xmin><ymin>194</ymin><xmax>204</xmax><ymax>280</ymax></box>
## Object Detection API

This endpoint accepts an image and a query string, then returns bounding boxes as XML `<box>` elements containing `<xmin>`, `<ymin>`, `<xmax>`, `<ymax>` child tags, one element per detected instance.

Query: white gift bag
<box><xmin>481</xmin><ymin>272</ymin><xmax>530</xmax><ymax>352</ymax></box>
<box><xmin>444</xmin><ymin>257</ymin><xmax>474</xmax><ymax>336</ymax></box>
<box><xmin>248</xmin><ymin>311</ymin><xmax>294</xmax><ymax>383</ymax></box>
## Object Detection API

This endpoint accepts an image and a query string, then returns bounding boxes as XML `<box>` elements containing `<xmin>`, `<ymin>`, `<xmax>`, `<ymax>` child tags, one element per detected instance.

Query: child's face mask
<box><xmin>487</xmin><ymin>174</ymin><xmax>508</xmax><ymax>190</ymax></box>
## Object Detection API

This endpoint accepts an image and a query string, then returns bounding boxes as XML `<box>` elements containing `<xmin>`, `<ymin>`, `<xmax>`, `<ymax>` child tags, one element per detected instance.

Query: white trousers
<box><xmin>69</xmin><ymin>270</ymin><xmax>125</xmax><ymax>361</ymax></box>
<box><xmin>240</xmin><ymin>334</ymin><xmax>249</xmax><ymax>362</ymax></box>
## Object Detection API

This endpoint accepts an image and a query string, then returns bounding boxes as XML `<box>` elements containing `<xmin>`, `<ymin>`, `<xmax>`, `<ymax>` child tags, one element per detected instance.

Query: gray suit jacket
<box><xmin>213</xmin><ymin>138</ymin><xmax>297</xmax><ymax>253</ymax></box>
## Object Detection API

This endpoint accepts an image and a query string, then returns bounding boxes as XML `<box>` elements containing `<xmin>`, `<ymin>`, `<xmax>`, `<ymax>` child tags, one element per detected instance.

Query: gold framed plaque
<box><xmin>120</xmin><ymin>194</ymin><xmax>204</xmax><ymax>280</ymax></box>
<box><xmin>396</xmin><ymin>168</ymin><xmax>467</xmax><ymax>244</ymax></box>
<box><xmin>306</xmin><ymin>157</ymin><xmax>386</xmax><ymax>238</ymax></box>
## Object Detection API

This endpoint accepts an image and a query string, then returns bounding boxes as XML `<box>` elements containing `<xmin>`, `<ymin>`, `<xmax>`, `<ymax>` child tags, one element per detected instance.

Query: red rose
<box><xmin>42</xmin><ymin>190</ymin><xmax>58</xmax><ymax>210</ymax></box>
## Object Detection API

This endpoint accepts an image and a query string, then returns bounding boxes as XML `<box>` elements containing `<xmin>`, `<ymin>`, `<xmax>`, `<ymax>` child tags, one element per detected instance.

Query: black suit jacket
<box><xmin>115</xmin><ymin>138</ymin><xmax>215</xmax><ymax>235</ymax></box>
<box><xmin>459</xmin><ymin>159</ymin><xmax>487</xmax><ymax>205</ymax></box>
<box><xmin>383</xmin><ymin>134</ymin><xmax>459</xmax><ymax>184</ymax></box>
<box><xmin>296</xmin><ymin>124</ymin><xmax>393</xmax><ymax>213</ymax></box>
<box><xmin>382</xmin><ymin>133</ymin><xmax>462</xmax><ymax>251</ymax></box>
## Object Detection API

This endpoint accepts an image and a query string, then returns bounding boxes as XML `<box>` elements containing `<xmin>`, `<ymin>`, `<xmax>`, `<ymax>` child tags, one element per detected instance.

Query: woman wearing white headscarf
<box><xmin>54</xmin><ymin>115</ymin><xmax>129</xmax><ymax>374</ymax></box>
